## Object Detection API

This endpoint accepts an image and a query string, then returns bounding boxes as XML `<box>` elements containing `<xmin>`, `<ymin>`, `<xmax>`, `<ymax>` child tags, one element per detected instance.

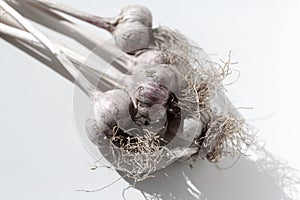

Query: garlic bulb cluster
<box><xmin>83</xmin><ymin>5</ymin><xmax>254</xmax><ymax>180</ymax></box>
<box><xmin>0</xmin><ymin>0</ymin><xmax>254</xmax><ymax>182</ymax></box>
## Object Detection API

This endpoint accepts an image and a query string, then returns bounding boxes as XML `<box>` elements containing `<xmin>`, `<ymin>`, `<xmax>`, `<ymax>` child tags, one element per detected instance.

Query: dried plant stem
<box><xmin>0</xmin><ymin>22</ymin><xmax>42</xmax><ymax>47</ymax></box>
<box><xmin>7</xmin><ymin>0</ymin><xmax>134</xmax><ymax>72</ymax></box>
<box><xmin>27</xmin><ymin>0</ymin><xmax>114</xmax><ymax>31</ymax></box>
<box><xmin>0</xmin><ymin>0</ymin><xmax>96</xmax><ymax>94</ymax></box>
<box><xmin>0</xmin><ymin>6</ymin><xmax>126</xmax><ymax>92</ymax></box>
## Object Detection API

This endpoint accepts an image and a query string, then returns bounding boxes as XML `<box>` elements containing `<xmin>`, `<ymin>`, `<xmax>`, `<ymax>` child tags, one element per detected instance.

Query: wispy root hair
<box><xmin>201</xmin><ymin>115</ymin><xmax>255</xmax><ymax>162</ymax></box>
<box><xmin>108</xmin><ymin>130</ymin><xmax>175</xmax><ymax>181</ymax></box>
<box><xmin>153</xmin><ymin>26</ymin><xmax>255</xmax><ymax>163</ymax></box>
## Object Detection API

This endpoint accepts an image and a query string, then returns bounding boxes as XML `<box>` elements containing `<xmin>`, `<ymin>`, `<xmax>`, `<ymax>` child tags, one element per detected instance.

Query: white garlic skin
<box><xmin>135</xmin><ymin>50</ymin><xmax>164</xmax><ymax>65</ymax></box>
<box><xmin>113</xmin><ymin>5</ymin><xmax>152</xmax><ymax>53</ymax></box>
<box><xmin>118</xmin><ymin>5</ymin><xmax>152</xmax><ymax>26</ymax></box>
<box><xmin>86</xmin><ymin>90</ymin><xmax>134</xmax><ymax>146</ymax></box>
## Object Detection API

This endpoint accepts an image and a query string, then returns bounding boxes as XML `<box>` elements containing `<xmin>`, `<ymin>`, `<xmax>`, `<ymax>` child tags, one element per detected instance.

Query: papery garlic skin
<box><xmin>112</xmin><ymin>5</ymin><xmax>152</xmax><ymax>53</ymax></box>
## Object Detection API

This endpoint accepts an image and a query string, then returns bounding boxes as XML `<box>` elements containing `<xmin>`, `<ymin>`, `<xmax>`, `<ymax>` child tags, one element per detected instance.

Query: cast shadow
<box><xmin>122</xmin><ymin>149</ymin><xmax>300</xmax><ymax>200</ymax></box>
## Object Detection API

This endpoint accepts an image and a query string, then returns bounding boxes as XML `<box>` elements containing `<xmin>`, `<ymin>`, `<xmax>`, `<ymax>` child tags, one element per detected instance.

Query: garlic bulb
<box><xmin>112</xmin><ymin>5</ymin><xmax>152</xmax><ymax>53</ymax></box>
<box><xmin>117</xmin><ymin>5</ymin><xmax>152</xmax><ymax>27</ymax></box>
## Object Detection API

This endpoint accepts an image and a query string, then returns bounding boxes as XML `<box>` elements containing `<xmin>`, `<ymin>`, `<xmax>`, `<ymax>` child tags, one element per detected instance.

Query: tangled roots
<box><xmin>152</xmin><ymin>26</ymin><xmax>255</xmax><ymax>163</ymax></box>
<box><xmin>108</xmin><ymin>131</ymin><xmax>175</xmax><ymax>181</ymax></box>
<box><xmin>201</xmin><ymin>115</ymin><xmax>254</xmax><ymax>162</ymax></box>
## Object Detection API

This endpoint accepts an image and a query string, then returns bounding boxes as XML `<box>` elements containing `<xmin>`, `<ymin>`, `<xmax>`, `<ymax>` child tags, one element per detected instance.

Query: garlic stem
<box><xmin>0</xmin><ymin>22</ymin><xmax>125</xmax><ymax>92</ymax></box>
<box><xmin>27</xmin><ymin>0</ymin><xmax>115</xmax><ymax>31</ymax></box>
<box><xmin>7</xmin><ymin>0</ymin><xmax>135</xmax><ymax>73</ymax></box>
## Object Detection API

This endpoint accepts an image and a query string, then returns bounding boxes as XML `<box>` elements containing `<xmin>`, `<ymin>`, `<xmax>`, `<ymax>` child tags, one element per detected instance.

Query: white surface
<box><xmin>1</xmin><ymin>0</ymin><xmax>300</xmax><ymax>199</ymax></box>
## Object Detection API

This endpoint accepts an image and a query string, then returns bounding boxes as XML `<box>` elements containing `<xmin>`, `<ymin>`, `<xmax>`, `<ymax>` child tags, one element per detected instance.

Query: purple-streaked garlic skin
<box><xmin>129</xmin><ymin>65</ymin><xmax>187</xmax><ymax>122</ymax></box>
<box><xmin>132</xmin><ymin>81</ymin><xmax>169</xmax><ymax>127</ymax></box>
<box><xmin>86</xmin><ymin>62</ymin><xmax>188</xmax><ymax>145</ymax></box>
<box><xmin>134</xmin><ymin>82</ymin><xmax>170</xmax><ymax>105</ymax></box>
<box><xmin>85</xmin><ymin>30</ymin><xmax>178</xmax><ymax>142</ymax></box>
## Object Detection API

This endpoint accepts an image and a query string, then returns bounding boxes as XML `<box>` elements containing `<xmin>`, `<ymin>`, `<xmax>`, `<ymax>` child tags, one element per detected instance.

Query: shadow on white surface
<box><xmin>121</xmin><ymin>149</ymin><xmax>300</xmax><ymax>200</ymax></box>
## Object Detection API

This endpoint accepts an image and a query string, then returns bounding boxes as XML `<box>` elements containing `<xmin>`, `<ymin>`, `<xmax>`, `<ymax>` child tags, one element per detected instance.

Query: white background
<box><xmin>1</xmin><ymin>0</ymin><xmax>300</xmax><ymax>199</ymax></box>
